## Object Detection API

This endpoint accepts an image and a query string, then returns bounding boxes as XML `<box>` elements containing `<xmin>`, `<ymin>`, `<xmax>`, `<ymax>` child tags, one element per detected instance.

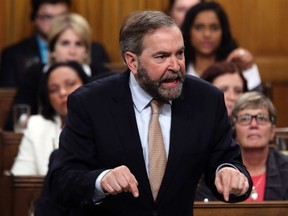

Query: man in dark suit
<box><xmin>47</xmin><ymin>10</ymin><xmax>252</xmax><ymax>216</ymax></box>
<box><xmin>0</xmin><ymin>0</ymin><xmax>110</xmax><ymax>87</ymax></box>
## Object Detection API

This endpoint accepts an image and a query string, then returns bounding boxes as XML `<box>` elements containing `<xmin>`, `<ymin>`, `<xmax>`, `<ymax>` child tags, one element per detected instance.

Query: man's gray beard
<box><xmin>137</xmin><ymin>63</ymin><xmax>185</xmax><ymax>101</ymax></box>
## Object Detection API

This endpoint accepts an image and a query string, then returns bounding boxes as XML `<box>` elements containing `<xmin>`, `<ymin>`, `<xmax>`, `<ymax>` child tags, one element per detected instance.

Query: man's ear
<box><xmin>125</xmin><ymin>52</ymin><xmax>138</xmax><ymax>76</ymax></box>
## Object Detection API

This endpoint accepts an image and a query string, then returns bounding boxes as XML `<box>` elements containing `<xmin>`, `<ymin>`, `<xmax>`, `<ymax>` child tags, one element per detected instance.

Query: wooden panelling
<box><xmin>256</xmin><ymin>57</ymin><xmax>288</xmax><ymax>127</ymax></box>
<box><xmin>0</xmin><ymin>130</ymin><xmax>23</xmax><ymax>175</ymax></box>
<box><xmin>0</xmin><ymin>88</ymin><xmax>16</xmax><ymax>129</ymax></box>
<box><xmin>1</xmin><ymin>0</ymin><xmax>288</xmax><ymax>62</ymax></box>
<box><xmin>0</xmin><ymin>176</ymin><xmax>43</xmax><ymax>216</ymax></box>
<box><xmin>217</xmin><ymin>0</ymin><xmax>288</xmax><ymax>57</ymax></box>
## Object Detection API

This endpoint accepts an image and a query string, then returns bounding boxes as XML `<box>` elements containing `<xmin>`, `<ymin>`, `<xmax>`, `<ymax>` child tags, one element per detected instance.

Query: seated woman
<box><xmin>196</xmin><ymin>92</ymin><xmax>288</xmax><ymax>201</ymax></box>
<box><xmin>200</xmin><ymin>61</ymin><xmax>248</xmax><ymax>117</ymax></box>
<box><xmin>11</xmin><ymin>61</ymin><xmax>89</xmax><ymax>175</ymax></box>
<box><xmin>181</xmin><ymin>2</ymin><xmax>262</xmax><ymax>91</ymax></box>
<box><xmin>231</xmin><ymin>92</ymin><xmax>288</xmax><ymax>201</ymax></box>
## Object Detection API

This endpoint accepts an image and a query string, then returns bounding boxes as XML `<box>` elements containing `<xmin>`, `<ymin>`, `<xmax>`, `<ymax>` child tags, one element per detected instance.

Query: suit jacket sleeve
<box><xmin>200</xmin><ymin>89</ymin><xmax>252</xmax><ymax>202</ymax></box>
<box><xmin>47</xmin><ymin>86</ymin><xmax>106</xmax><ymax>207</ymax></box>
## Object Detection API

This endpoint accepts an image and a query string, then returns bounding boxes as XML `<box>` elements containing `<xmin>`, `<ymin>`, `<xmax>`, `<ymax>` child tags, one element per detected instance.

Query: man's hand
<box><xmin>101</xmin><ymin>165</ymin><xmax>139</xmax><ymax>198</ymax></box>
<box><xmin>215</xmin><ymin>167</ymin><xmax>249</xmax><ymax>202</ymax></box>
<box><xmin>226</xmin><ymin>48</ymin><xmax>254</xmax><ymax>70</ymax></box>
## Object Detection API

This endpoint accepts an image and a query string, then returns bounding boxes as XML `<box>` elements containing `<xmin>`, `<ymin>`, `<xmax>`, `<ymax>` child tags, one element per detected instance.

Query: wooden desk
<box><xmin>194</xmin><ymin>201</ymin><xmax>288</xmax><ymax>216</ymax></box>
<box><xmin>1</xmin><ymin>177</ymin><xmax>288</xmax><ymax>216</ymax></box>
<box><xmin>0</xmin><ymin>176</ymin><xmax>44</xmax><ymax>216</ymax></box>
<box><xmin>0</xmin><ymin>130</ymin><xmax>23</xmax><ymax>175</ymax></box>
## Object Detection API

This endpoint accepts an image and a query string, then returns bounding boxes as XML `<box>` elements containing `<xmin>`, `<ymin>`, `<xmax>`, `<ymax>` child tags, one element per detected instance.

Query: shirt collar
<box><xmin>129</xmin><ymin>72</ymin><xmax>153</xmax><ymax>112</ymax></box>
<box><xmin>36</xmin><ymin>34</ymin><xmax>47</xmax><ymax>49</ymax></box>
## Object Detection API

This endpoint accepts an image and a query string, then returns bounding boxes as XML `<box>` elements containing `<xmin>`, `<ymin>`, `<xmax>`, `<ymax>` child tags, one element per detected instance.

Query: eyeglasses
<box><xmin>234</xmin><ymin>113</ymin><xmax>272</xmax><ymax>126</ymax></box>
<box><xmin>36</xmin><ymin>12</ymin><xmax>66</xmax><ymax>22</ymax></box>
<box><xmin>37</xmin><ymin>14</ymin><xmax>55</xmax><ymax>21</ymax></box>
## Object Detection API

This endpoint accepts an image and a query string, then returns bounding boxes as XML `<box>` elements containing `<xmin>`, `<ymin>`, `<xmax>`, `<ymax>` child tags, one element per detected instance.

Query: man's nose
<box><xmin>168</xmin><ymin>56</ymin><xmax>180</xmax><ymax>72</ymax></box>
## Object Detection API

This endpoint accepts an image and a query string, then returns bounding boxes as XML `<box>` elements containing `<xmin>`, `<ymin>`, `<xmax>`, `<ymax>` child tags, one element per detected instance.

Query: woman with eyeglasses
<box><xmin>230</xmin><ymin>92</ymin><xmax>288</xmax><ymax>201</ymax></box>
<box><xmin>196</xmin><ymin>91</ymin><xmax>288</xmax><ymax>201</ymax></box>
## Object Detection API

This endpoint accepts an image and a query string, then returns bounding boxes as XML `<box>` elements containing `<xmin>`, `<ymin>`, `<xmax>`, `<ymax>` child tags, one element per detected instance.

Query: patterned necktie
<box><xmin>148</xmin><ymin>99</ymin><xmax>167</xmax><ymax>200</ymax></box>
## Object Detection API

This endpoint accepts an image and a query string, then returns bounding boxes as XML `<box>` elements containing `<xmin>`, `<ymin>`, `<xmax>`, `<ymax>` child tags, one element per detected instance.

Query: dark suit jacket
<box><xmin>47</xmin><ymin>71</ymin><xmax>252</xmax><ymax>216</ymax></box>
<box><xmin>0</xmin><ymin>36</ymin><xmax>41</xmax><ymax>87</ymax></box>
<box><xmin>0</xmin><ymin>35</ymin><xmax>110</xmax><ymax>87</ymax></box>
<box><xmin>265</xmin><ymin>149</ymin><xmax>288</xmax><ymax>200</ymax></box>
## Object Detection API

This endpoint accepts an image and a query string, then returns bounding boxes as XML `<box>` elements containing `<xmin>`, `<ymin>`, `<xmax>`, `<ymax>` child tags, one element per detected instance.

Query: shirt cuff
<box><xmin>92</xmin><ymin>169</ymin><xmax>111</xmax><ymax>204</ymax></box>
<box><xmin>215</xmin><ymin>163</ymin><xmax>239</xmax><ymax>176</ymax></box>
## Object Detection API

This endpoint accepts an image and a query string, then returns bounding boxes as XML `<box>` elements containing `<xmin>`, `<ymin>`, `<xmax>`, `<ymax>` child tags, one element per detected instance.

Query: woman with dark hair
<box><xmin>11</xmin><ymin>61</ymin><xmax>89</xmax><ymax>176</ymax></box>
<box><xmin>182</xmin><ymin>2</ymin><xmax>262</xmax><ymax>91</ymax></box>
<box><xmin>201</xmin><ymin>61</ymin><xmax>248</xmax><ymax>117</ymax></box>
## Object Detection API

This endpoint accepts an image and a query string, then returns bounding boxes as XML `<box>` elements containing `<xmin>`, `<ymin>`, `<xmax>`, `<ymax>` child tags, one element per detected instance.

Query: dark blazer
<box><xmin>265</xmin><ymin>149</ymin><xmax>288</xmax><ymax>200</ymax></box>
<box><xmin>0</xmin><ymin>36</ymin><xmax>41</xmax><ymax>87</ymax></box>
<box><xmin>195</xmin><ymin>148</ymin><xmax>288</xmax><ymax>201</ymax></box>
<box><xmin>0</xmin><ymin>35</ymin><xmax>110</xmax><ymax>87</ymax></box>
<box><xmin>47</xmin><ymin>71</ymin><xmax>252</xmax><ymax>216</ymax></box>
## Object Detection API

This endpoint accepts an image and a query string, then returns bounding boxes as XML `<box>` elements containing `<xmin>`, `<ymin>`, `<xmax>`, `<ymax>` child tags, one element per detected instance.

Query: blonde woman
<box><xmin>4</xmin><ymin>13</ymin><xmax>110</xmax><ymax>130</ymax></box>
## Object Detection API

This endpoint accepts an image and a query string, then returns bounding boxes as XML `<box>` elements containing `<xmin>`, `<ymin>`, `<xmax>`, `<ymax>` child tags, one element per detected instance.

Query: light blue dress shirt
<box><xmin>36</xmin><ymin>35</ymin><xmax>48</xmax><ymax>64</ymax></box>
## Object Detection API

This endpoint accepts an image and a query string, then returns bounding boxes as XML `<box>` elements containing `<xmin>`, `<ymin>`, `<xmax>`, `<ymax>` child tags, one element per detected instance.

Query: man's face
<box><xmin>34</xmin><ymin>3</ymin><xmax>69</xmax><ymax>39</ymax></box>
<box><xmin>133</xmin><ymin>26</ymin><xmax>185</xmax><ymax>101</ymax></box>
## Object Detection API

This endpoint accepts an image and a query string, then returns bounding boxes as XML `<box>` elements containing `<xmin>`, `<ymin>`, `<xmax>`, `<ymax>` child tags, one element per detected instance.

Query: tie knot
<box><xmin>150</xmin><ymin>99</ymin><xmax>161</xmax><ymax>114</ymax></box>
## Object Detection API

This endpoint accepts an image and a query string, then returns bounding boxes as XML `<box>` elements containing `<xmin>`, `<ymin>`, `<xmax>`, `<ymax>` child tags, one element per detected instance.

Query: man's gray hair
<box><xmin>119</xmin><ymin>10</ymin><xmax>177</xmax><ymax>63</ymax></box>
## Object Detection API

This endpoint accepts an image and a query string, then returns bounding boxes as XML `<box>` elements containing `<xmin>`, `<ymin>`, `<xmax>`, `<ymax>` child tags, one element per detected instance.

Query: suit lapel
<box><xmin>110</xmin><ymin>72</ymin><xmax>152</xmax><ymax>200</ymax></box>
<box><xmin>156</xmin><ymin>87</ymin><xmax>194</xmax><ymax>203</ymax></box>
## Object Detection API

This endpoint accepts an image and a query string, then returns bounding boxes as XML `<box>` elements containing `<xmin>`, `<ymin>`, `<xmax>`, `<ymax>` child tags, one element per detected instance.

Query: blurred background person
<box><xmin>166</xmin><ymin>0</ymin><xmax>256</xmax><ymax>74</ymax></box>
<box><xmin>181</xmin><ymin>1</ymin><xmax>262</xmax><ymax>91</ymax></box>
<box><xmin>4</xmin><ymin>13</ymin><xmax>111</xmax><ymax>131</ymax></box>
<box><xmin>0</xmin><ymin>0</ymin><xmax>109</xmax><ymax>88</ymax></box>
<box><xmin>11</xmin><ymin>61</ymin><xmax>89</xmax><ymax>176</ymax></box>
<box><xmin>166</xmin><ymin>0</ymin><xmax>202</xmax><ymax>27</ymax></box>
<box><xmin>201</xmin><ymin>61</ymin><xmax>248</xmax><ymax>117</ymax></box>
<box><xmin>0</xmin><ymin>0</ymin><xmax>70</xmax><ymax>87</ymax></box>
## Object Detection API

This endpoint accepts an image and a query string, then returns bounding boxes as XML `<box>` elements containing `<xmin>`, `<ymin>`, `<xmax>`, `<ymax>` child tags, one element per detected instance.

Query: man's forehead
<box><xmin>143</xmin><ymin>26</ymin><xmax>183</xmax><ymax>44</ymax></box>
<box><xmin>38</xmin><ymin>3</ymin><xmax>69</xmax><ymax>12</ymax></box>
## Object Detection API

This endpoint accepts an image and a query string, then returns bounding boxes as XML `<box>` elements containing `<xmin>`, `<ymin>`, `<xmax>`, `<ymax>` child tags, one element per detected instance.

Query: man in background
<box><xmin>0</xmin><ymin>0</ymin><xmax>110</xmax><ymax>87</ymax></box>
